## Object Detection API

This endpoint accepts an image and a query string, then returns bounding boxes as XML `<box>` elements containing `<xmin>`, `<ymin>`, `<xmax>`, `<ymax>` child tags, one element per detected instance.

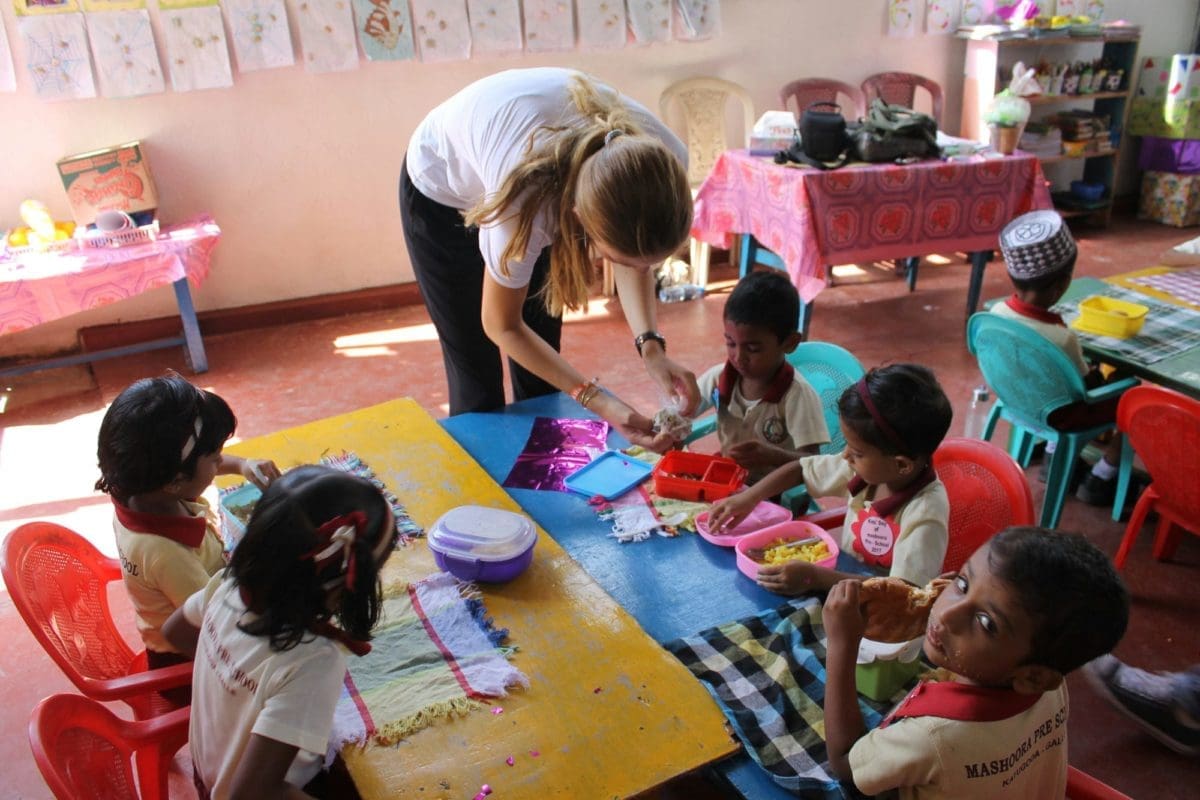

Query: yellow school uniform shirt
<box><xmin>112</xmin><ymin>497</ymin><xmax>225</xmax><ymax>654</ymax></box>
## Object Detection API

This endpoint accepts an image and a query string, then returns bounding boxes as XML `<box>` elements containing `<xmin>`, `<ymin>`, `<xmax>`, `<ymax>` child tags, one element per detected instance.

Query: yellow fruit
<box><xmin>7</xmin><ymin>227</ymin><xmax>28</xmax><ymax>247</ymax></box>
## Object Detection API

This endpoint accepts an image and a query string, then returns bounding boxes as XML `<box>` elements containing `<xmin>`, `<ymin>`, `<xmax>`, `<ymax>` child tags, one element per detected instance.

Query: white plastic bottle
<box><xmin>658</xmin><ymin>283</ymin><xmax>705</xmax><ymax>303</ymax></box>
<box><xmin>962</xmin><ymin>385</ymin><xmax>991</xmax><ymax>439</ymax></box>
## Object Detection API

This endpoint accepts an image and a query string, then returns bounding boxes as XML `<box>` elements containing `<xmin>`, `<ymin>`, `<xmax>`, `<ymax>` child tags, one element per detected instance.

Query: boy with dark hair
<box><xmin>823</xmin><ymin>526</ymin><xmax>1130</xmax><ymax>798</ymax></box>
<box><xmin>989</xmin><ymin>210</ymin><xmax>1124</xmax><ymax>505</ymax></box>
<box><xmin>691</xmin><ymin>270</ymin><xmax>829</xmax><ymax>483</ymax></box>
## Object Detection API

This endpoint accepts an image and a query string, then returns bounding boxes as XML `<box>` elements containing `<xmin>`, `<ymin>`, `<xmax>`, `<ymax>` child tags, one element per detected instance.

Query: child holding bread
<box><xmin>707</xmin><ymin>363</ymin><xmax>952</xmax><ymax>594</ymax></box>
<box><xmin>822</xmin><ymin>526</ymin><xmax>1129</xmax><ymax>798</ymax></box>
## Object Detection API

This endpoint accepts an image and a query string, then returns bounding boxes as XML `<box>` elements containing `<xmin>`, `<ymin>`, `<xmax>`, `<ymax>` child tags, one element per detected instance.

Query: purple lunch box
<box><xmin>427</xmin><ymin>505</ymin><xmax>537</xmax><ymax>583</ymax></box>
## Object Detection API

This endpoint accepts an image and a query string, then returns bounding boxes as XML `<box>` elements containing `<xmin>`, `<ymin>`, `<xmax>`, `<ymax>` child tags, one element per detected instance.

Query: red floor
<box><xmin>2</xmin><ymin>213</ymin><xmax>1198</xmax><ymax>798</ymax></box>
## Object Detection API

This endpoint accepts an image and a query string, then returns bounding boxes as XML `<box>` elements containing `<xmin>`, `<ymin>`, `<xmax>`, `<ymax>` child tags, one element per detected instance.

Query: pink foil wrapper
<box><xmin>502</xmin><ymin>417</ymin><xmax>609</xmax><ymax>491</ymax></box>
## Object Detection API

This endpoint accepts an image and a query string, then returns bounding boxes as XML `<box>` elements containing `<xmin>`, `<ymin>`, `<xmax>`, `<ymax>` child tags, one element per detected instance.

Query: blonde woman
<box><xmin>400</xmin><ymin>67</ymin><xmax>699</xmax><ymax>449</ymax></box>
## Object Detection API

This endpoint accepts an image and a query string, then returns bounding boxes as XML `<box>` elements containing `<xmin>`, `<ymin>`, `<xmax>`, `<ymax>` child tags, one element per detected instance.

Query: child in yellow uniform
<box><xmin>96</xmin><ymin>373</ymin><xmax>279</xmax><ymax>685</ymax></box>
<box><xmin>690</xmin><ymin>271</ymin><xmax>829</xmax><ymax>484</ymax></box>
<box><xmin>708</xmin><ymin>363</ymin><xmax>952</xmax><ymax>593</ymax></box>
<box><xmin>821</xmin><ymin>526</ymin><xmax>1129</xmax><ymax>799</ymax></box>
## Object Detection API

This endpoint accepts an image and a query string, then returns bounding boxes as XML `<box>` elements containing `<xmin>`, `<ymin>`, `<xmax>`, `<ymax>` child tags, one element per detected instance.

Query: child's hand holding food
<box><xmin>240</xmin><ymin>458</ymin><xmax>281</xmax><ymax>490</ymax></box>
<box><xmin>708</xmin><ymin>492</ymin><xmax>756</xmax><ymax>532</ymax></box>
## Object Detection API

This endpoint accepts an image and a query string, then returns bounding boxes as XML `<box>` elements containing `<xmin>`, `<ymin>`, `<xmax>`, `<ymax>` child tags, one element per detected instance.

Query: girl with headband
<box><xmin>400</xmin><ymin>68</ymin><xmax>699</xmax><ymax>447</ymax></box>
<box><xmin>708</xmin><ymin>364</ymin><xmax>953</xmax><ymax>595</ymax></box>
<box><xmin>95</xmin><ymin>372</ymin><xmax>280</xmax><ymax>704</ymax></box>
<box><xmin>163</xmin><ymin>465</ymin><xmax>396</xmax><ymax>799</ymax></box>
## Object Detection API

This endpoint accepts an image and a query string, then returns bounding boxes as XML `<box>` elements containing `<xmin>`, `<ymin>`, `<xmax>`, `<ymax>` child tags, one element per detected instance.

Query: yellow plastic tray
<box><xmin>1071</xmin><ymin>295</ymin><xmax>1148</xmax><ymax>338</ymax></box>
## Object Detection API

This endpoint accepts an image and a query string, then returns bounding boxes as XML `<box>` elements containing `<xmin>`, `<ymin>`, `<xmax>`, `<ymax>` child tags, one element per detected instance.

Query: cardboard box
<box><xmin>1138</xmin><ymin>170</ymin><xmax>1200</xmax><ymax>228</ymax></box>
<box><xmin>56</xmin><ymin>141</ymin><xmax>158</xmax><ymax>227</ymax></box>
<box><xmin>1128</xmin><ymin>97</ymin><xmax>1200</xmax><ymax>139</ymax></box>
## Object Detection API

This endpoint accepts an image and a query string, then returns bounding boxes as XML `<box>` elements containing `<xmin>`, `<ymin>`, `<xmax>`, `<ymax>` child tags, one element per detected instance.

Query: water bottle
<box><xmin>962</xmin><ymin>385</ymin><xmax>991</xmax><ymax>439</ymax></box>
<box><xmin>658</xmin><ymin>283</ymin><xmax>705</xmax><ymax>303</ymax></box>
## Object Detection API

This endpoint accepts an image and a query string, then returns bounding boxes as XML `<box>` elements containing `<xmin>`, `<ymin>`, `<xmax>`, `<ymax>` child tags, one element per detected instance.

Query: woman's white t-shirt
<box><xmin>406</xmin><ymin>67</ymin><xmax>687</xmax><ymax>288</ymax></box>
<box><xmin>183</xmin><ymin>572</ymin><xmax>347</xmax><ymax>799</ymax></box>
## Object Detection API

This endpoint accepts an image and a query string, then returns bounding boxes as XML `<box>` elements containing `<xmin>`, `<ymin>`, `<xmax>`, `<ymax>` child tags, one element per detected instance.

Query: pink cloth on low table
<box><xmin>0</xmin><ymin>216</ymin><xmax>219</xmax><ymax>335</ymax></box>
<box><xmin>691</xmin><ymin>150</ymin><xmax>1053</xmax><ymax>303</ymax></box>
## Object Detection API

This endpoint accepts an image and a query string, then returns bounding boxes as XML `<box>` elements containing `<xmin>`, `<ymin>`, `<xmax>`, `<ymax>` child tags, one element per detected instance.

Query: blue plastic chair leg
<box><xmin>738</xmin><ymin>236</ymin><xmax>755</xmax><ymax>278</ymax></box>
<box><xmin>1112</xmin><ymin>435</ymin><xmax>1135</xmax><ymax>523</ymax></box>
<box><xmin>1040</xmin><ymin>435</ymin><xmax>1078</xmax><ymax>529</ymax></box>
<box><xmin>982</xmin><ymin>403</ymin><xmax>1002</xmax><ymax>441</ymax></box>
<box><xmin>1014</xmin><ymin>431</ymin><xmax>1038</xmax><ymax>467</ymax></box>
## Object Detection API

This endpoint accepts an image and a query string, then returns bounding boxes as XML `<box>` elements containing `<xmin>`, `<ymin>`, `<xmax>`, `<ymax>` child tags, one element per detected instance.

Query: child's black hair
<box><xmin>1009</xmin><ymin>252</ymin><xmax>1077</xmax><ymax>294</ymax></box>
<box><xmin>724</xmin><ymin>270</ymin><xmax>800</xmax><ymax>343</ymax></box>
<box><xmin>836</xmin><ymin>363</ymin><xmax>952</xmax><ymax>460</ymax></box>
<box><xmin>95</xmin><ymin>372</ymin><xmax>236</xmax><ymax>503</ymax></box>
<box><xmin>987</xmin><ymin>526</ymin><xmax>1129</xmax><ymax>675</ymax></box>
<box><xmin>230</xmin><ymin>465</ymin><xmax>394</xmax><ymax>652</ymax></box>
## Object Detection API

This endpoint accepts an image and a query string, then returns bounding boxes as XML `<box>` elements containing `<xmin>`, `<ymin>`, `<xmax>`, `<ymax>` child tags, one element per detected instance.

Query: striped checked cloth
<box><xmin>1053</xmin><ymin>284</ymin><xmax>1200</xmax><ymax>365</ymax></box>
<box><xmin>331</xmin><ymin>572</ymin><xmax>528</xmax><ymax>748</ymax></box>
<box><xmin>667</xmin><ymin>598</ymin><xmax>895</xmax><ymax>798</ymax></box>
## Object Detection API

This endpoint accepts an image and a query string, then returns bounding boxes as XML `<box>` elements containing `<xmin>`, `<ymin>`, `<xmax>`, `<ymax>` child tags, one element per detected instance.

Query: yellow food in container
<box><xmin>762</xmin><ymin>538</ymin><xmax>832</xmax><ymax>565</ymax></box>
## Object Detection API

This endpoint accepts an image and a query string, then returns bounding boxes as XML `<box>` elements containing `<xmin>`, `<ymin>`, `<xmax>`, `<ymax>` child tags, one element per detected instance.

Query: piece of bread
<box><xmin>858</xmin><ymin>576</ymin><xmax>950</xmax><ymax>643</ymax></box>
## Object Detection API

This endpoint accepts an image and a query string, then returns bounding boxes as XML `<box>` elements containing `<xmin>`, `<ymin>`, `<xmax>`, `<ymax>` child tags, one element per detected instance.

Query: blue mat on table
<box><xmin>667</xmin><ymin>598</ymin><xmax>892</xmax><ymax>799</ymax></box>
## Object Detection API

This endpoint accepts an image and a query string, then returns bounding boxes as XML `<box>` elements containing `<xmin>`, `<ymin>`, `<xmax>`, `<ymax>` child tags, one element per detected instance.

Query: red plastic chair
<box><xmin>861</xmin><ymin>71</ymin><xmax>945</xmax><ymax>127</ymax></box>
<box><xmin>780</xmin><ymin>78</ymin><xmax>866</xmax><ymax>121</ymax></box>
<box><xmin>29</xmin><ymin>692</ymin><xmax>189</xmax><ymax>800</ymax></box>
<box><xmin>1112</xmin><ymin>385</ymin><xmax>1200</xmax><ymax>568</ymax></box>
<box><xmin>933</xmin><ymin>437</ymin><xmax>1035</xmax><ymax>573</ymax></box>
<box><xmin>1066</xmin><ymin>765</ymin><xmax>1133</xmax><ymax>799</ymax></box>
<box><xmin>0</xmin><ymin>522</ymin><xmax>192</xmax><ymax>720</ymax></box>
<box><xmin>801</xmin><ymin>438</ymin><xmax>1034</xmax><ymax>573</ymax></box>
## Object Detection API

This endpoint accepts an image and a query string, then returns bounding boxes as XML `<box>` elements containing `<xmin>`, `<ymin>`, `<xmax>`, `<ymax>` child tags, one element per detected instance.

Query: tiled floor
<box><xmin>3</xmin><ymin>213</ymin><xmax>1199</xmax><ymax>798</ymax></box>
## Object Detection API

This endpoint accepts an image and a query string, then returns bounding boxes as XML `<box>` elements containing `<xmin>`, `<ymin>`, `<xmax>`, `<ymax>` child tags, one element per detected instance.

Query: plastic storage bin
<box><xmin>1072</xmin><ymin>295</ymin><xmax>1148</xmax><ymax>338</ymax></box>
<box><xmin>427</xmin><ymin>505</ymin><xmax>537</xmax><ymax>583</ymax></box>
<box><xmin>695</xmin><ymin>500</ymin><xmax>792</xmax><ymax>546</ymax></box>
<box><xmin>733</xmin><ymin>520</ymin><xmax>839</xmax><ymax>581</ymax></box>
<box><xmin>856</xmin><ymin>637</ymin><xmax>924</xmax><ymax>702</ymax></box>
<box><xmin>219</xmin><ymin>483</ymin><xmax>262</xmax><ymax>553</ymax></box>
<box><xmin>652</xmin><ymin>451</ymin><xmax>748</xmax><ymax>502</ymax></box>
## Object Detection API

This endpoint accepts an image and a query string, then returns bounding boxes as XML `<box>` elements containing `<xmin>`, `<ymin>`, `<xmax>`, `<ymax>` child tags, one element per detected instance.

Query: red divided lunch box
<box><xmin>652</xmin><ymin>451</ymin><xmax>747</xmax><ymax>502</ymax></box>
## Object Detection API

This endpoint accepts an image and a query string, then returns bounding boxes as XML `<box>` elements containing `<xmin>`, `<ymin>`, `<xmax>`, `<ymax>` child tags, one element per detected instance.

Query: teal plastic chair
<box><xmin>685</xmin><ymin>341</ymin><xmax>864</xmax><ymax>511</ymax></box>
<box><xmin>966</xmin><ymin>312</ymin><xmax>1138</xmax><ymax>529</ymax></box>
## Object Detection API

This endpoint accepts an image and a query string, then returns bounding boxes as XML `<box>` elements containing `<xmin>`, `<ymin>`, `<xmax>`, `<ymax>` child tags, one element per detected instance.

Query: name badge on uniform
<box><xmin>851</xmin><ymin>507</ymin><xmax>899</xmax><ymax>567</ymax></box>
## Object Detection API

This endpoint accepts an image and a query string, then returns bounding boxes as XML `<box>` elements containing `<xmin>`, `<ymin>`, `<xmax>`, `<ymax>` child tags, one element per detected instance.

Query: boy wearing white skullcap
<box><xmin>989</xmin><ymin>210</ymin><xmax>1125</xmax><ymax>507</ymax></box>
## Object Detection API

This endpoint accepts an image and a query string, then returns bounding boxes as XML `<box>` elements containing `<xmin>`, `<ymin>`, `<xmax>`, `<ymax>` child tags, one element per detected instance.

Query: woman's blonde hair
<box><xmin>464</xmin><ymin>74</ymin><xmax>692</xmax><ymax>316</ymax></box>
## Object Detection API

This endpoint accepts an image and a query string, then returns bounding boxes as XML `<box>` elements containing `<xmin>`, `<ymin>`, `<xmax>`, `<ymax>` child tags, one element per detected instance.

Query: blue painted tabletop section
<box><xmin>440</xmin><ymin>393</ymin><xmax>865</xmax><ymax>800</ymax></box>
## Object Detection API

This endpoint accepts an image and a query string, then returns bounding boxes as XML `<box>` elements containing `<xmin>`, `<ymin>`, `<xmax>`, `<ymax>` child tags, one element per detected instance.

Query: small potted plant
<box><xmin>985</xmin><ymin>63</ymin><xmax>1038</xmax><ymax>155</ymax></box>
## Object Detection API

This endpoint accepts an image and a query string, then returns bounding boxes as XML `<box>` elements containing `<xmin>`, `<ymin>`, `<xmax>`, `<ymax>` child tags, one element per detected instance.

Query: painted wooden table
<box><xmin>221</xmin><ymin>399</ymin><xmax>737</xmax><ymax>800</ymax></box>
<box><xmin>0</xmin><ymin>216</ymin><xmax>217</xmax><ymax>378</ymax></box>
<box><xmin>442</xmin><ymin>393</ymin><xmax>876</xmax><ymax>800</ymax></box>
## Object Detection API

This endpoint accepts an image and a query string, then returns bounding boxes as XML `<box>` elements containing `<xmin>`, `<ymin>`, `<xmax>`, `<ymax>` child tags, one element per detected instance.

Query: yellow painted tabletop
<box><xmin>222</xmin><ymin>399</ymin><xmax>738</xmax><ymax>800</ymax></box>
<box><xmin>1107</xmin><ymin>265</ymin><xmax>1200</xmax><ymax>311</ymax></box>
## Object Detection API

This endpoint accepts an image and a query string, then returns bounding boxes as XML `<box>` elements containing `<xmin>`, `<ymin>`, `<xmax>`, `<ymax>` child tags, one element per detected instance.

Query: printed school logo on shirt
<box><xmin>761</xmin><ymin>415</ymin><xmax>788</xmax><ymax>444</ymax></box>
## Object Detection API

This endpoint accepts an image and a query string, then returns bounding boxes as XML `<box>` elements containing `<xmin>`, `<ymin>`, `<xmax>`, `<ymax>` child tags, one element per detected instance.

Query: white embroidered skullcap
<box><xmin>999</xmin><ymin>210</ymin><xmax>1077</xmax><ymax>280</ymax></box>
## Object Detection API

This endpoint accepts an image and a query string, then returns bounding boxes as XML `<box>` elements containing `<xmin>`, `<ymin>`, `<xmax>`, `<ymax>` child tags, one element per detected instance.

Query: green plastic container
<box><xmin>856</xmin><ymin>637</ymin><xmax>924</xmax><ymax>702</ymax></box>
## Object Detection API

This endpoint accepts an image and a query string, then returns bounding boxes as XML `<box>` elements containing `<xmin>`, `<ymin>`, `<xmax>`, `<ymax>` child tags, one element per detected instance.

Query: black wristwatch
<box><xmin>634</xmin><ymin>331</ymin><xmax>666</xmax><ymax>357</ymax></box>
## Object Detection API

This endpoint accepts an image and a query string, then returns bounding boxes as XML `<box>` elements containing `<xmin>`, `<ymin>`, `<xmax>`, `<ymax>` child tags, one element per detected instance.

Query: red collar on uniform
<box><xmin>880</xmin><ymin>679</ymin><xmax>1043</xmax><ymax>728</ymax></box>
<box><xmin>113</xmin><ymin>500</ymin><xmax>207</xmax><ymax>548</ymax></box>
<box><xmin>846</xmin><ymin>466</ymin><xmax>936</xmax><ymax>519</ymax></box>
<box><xmin>1004</xmin><ymin>294</ymin><xmax>1065</xmax><ymax>326</ymax></box>
<box><xmin>717</xmin><ymin>360</ymin><xmax>795</xmax><ymax>407</ymax></box>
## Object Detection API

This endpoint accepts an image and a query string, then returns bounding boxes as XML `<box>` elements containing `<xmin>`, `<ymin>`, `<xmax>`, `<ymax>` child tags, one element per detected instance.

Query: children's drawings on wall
<box><xmin>627</xmin><ymin>0</ymin><xmax>671</xmax><ymax>44</ymax></box>
<box><xmin>18</xmin><ymin>12</ymin><xmax>97</xmax><ymax>99</ymax></box>
<box><xmin>13</xmin><ymin>0</ymin><xmax>80</xmax><ymax>15</ymax></box>
<box><xmin>887</xmin><ymin>0</ymin><xmax>916</xmax><ymax>37</ymax></box>
<box><xmin>960</xmin><ymin>0</ymin><xmax>988</xmax><ymax>25</ymax></box>
<box><xmin>354</xmin><ymin>0</ymin><xmax>413</xmax><ymax>61</ymax></box>
<box><xmin>576</xmin><ymin>0</ymin><xmax>624</xmax><ymax>49</ymax></box>
<box><xmin>1055</xmin><ymin>0</ymin><xmax>1079</xmax><ymax>15</ymax></box>
<box><xmin>524</xmin><ymin>0</ymin><xmax>574</xmax><ymax>53</ymax></box>
<box><xmin>160</xmin><ymin>5</ymin><xmax>233</xmax><ymax>91</ymax></box>
<box><xmin>411</xmin><ymin>0</ymin><xmax>470</xmax><ymax>62</ymax></box>
<box><xmin>466</xmin><ymin>0</ymin><xmax>521</xmax><ymax>55</ymax></box>
<box><xmin>1085</xmin><ymin>1</ymin><xmax>1104</xmax><ymax>20</ymax></box>
<box><xmin>85</xmin><ymin>8</ymin><xmax>164</xmax><ymax>96</ymax></box>
<box><xmin>225</xmin><ymin>0</ymin><xmax>294</xmax><ymax>73</ymax></box>
<box><xmin>675</xmin><ymin>0</ymin><xmax>719</xmax><ymax>40</ymax></box>
<box><xmin>290</xmin><ymin>0</ymin><xmax>358</xmax><ymax>73</ymax></box>
<box><xmin>0</xmin><ymin>13</ymin><xmax>17</xmax><ymax>91</ymax></box>
<box><xmin>81</xmin><ymin>0</ymin><xmax>146</xmax><ymax>10</ymax></box>
<box><xmin>925</xmin><ymin>0</ymin><xmax>957</xmax><ymax>34</ymax></box>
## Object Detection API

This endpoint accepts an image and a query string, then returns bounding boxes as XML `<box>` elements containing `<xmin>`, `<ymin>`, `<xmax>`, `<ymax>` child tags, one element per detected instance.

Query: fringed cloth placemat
<box><xmin>331</xmin><ymin>571</ymin><xmax>529</xmax><ymax>748</ymax></box>
<box><xmin>592</xmin><ymin>447</ymin><xmax>708</xmax><ymax>543</ymax></box>
<box><xmin>667</xmin><ymin>598</ymin><xmax>897</xmax><ymax>798</ymax></box>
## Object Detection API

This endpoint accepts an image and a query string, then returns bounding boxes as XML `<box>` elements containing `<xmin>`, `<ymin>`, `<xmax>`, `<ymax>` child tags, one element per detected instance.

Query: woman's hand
<box><xmin>590</xmin><ymin>392</ymin><xmax>676</xmax><ymax>453</ymax></box>
<box><xmin>643</xmin><ymin>352</ymin><xmax>701</xmax><ymax>417</ymax></box>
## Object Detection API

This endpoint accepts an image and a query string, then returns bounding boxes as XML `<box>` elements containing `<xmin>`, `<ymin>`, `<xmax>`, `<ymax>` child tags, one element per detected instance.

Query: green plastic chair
<box><xmin>966</xmin><ymin>312</ymin><xmax>1138</xmax><ymax>529</ymax></box>
<box><xmin>685</xmin><ymin>341</ymin><xmax>864</xmax><ymax>511</ymax></box>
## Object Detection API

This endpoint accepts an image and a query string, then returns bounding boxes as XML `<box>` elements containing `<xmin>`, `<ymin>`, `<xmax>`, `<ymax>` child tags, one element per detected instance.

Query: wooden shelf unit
<box><xmin>959</xmin><ymin>30</ymin><xmax>1140</xmax><ymax>227</ymax></box>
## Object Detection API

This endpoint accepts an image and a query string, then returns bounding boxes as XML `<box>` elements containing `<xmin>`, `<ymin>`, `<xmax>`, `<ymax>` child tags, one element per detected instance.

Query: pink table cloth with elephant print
<box><xmin>691</xmin><ymin>150</ymin><xmax>1052</xmax><ymax>303</ymax></box>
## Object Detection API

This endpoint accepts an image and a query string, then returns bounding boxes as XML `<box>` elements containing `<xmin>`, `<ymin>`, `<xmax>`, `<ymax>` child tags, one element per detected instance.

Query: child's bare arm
<box><xmin>708</xmin><ymin>459</ymin><xmax>805</xmax><ymax>531</ymax></box>
<box><xmin>162</xmin><ymin>606</ymin><xmax>200</xmax><ymax>658</ymax></box>
<box><xmin>229</xmin><ymin>735</ymin><xmax>315</xmax><ymax>800</ymax></box>
<box><xmin>822</xmin><ymin>580</ymin><xmax>868</xmax><ymax>783</ymax></box>
<box><xmin>220</xmin><ymin>454</ymin><xmax>281</xmax><ymax>490</ymax></box>
<box><xmin>727</xmin><ymin>440</ymin><xmax>820</xmax><ymax>471</ymax></box>
<box><xmin>756</xmin><ymin>561</ymin><xmax>865</xmax><ymax>595</ymax></box>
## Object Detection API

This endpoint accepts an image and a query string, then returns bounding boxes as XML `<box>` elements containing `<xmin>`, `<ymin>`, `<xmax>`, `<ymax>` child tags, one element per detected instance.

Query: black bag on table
<box><xmin>850</xmin><ymin>99</ymin><xmax>940</xmax><ymax>163</ymax></box>
<box><xmin>776</xmin><ymin>102</ymin><xmax>850</xmax><ymax>170</ymax></box>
